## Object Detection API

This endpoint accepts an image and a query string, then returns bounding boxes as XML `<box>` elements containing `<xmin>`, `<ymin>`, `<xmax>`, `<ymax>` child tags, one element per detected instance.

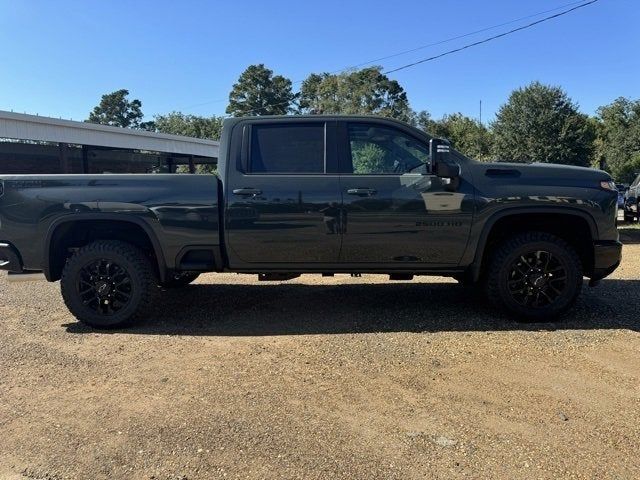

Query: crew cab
<box><xmin>0</xmin><ymin>115</ymin><xmax>622</xmax><ymax>328</ymax></box>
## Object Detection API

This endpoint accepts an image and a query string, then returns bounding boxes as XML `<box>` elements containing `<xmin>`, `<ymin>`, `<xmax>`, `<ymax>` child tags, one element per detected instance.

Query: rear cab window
<box><xmin>249</xmin><ymin>123</ymin><xmax>325</xmax><ymax>174</ymax></box>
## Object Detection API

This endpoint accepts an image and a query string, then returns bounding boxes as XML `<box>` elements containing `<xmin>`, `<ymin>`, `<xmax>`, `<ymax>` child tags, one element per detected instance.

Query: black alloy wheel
<box><xmin>486</xmin><ymin>232</ymin><xmax>582</xmax><ymax>321</ymax></box>
<box><xmin>77</xmin><ymin>258</ymin><xmax>133</xmax><ymax>315</ymax></box>
<box><xmin>61</xmin><ymin>240</ymin><xmax>155</xmax><ymax>329</ymax></box>
<box><xmin>506</xmin><ymin>250</ymin><xmax>567</xmax><ymax>308</ymax></box>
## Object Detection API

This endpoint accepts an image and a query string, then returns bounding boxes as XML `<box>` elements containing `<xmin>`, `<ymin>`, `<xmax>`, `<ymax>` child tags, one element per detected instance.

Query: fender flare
<box><xmin>469</xmin><ymin>206</ymin><xmax>598</xmax><ymax>282</ymax></box>
<box><xmin>43</xmin><ymin>213</ymin><xmax>167</xmax><ymax>282</ymax></box>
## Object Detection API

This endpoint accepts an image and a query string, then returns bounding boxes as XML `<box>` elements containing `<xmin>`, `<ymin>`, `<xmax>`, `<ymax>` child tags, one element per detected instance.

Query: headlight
<box><xmin>600</xmin><ymin>180</ymin><xmax>616</xmax><ymax>191</ymax></box>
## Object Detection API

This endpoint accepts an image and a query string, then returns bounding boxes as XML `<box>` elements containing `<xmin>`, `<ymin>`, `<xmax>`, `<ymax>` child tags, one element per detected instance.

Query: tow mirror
<box><xmin>430</xmin><ymin>138</ymin><xmax>459</xmax><ymax>179</ymax></box>
<box><xmin>434</xmin><ymin>161</ymin><xmax>460</xmax><ymax>178</ymax></box>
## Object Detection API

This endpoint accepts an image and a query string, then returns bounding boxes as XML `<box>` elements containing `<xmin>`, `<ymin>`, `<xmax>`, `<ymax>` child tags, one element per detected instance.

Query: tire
<box><xmin>160</xmin><ymin>271</ymin><xmax>200</xmax><ymax>288</ymax></box>
<box><xmin>485</xmin><ymin>232</ymin><xmax>582</xmax><ymax>322</ymax></box>
<box><xmin>61</xmin><ymin>240</ymin><xmax>156</xmax><ymax>329</ymax></box>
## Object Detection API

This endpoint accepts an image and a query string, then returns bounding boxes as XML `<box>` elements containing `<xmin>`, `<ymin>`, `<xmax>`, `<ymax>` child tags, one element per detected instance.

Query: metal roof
<box><xmin>0</xmin><ymin>110</ymin><xmax>219</xmax><ymax>158</ymax></box>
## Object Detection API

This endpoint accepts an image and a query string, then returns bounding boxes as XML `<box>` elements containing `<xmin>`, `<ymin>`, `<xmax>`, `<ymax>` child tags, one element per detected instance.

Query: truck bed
<box><xmin>0</xmin><ymin>174</ymin><xmax>222</xmax><ymax>277</ymax></box>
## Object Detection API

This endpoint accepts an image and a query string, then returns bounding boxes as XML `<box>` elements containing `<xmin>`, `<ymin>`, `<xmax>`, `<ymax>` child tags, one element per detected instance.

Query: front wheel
<box><xmin>485</xmin><ymin>232</ymin><xmax>582</xmax><ymax>322</ymax></box>
<box><xmin>61</xmin><ymin>240</ymin><xmax>156</xmax><ymax>329</ymax></box>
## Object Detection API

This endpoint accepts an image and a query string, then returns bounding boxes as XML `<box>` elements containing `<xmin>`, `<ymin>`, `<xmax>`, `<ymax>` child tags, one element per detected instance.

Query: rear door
<box><xmin>225</xmin><ymin>120</ymin><xmax>342</xmax><ymax>266</ymax></box>
<box><xmin>337</xmin><ymin>120</ymin><xmax>473</xmax><ymax>266</ymax></box>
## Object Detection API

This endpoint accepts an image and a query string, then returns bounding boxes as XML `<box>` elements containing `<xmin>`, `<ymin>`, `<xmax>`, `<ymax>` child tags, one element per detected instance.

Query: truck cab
<box><xmin>220</xmin><ymin>116</ymin><xmax>473</xmax><ymax>270</ymax></box>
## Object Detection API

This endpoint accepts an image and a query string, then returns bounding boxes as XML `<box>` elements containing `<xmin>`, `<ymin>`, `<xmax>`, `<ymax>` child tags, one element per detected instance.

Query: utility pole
<box><xmin>479</xmin><ymin>100</ymin><xmax>482</xmax><ymax>125</ymax></box>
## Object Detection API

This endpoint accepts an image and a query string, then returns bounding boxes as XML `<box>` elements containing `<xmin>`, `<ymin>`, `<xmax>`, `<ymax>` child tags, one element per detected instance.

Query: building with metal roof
<box><xmin>0</xmin><ymin>110</ymin><xmax>219</xmax><ymax>174</ymax></box>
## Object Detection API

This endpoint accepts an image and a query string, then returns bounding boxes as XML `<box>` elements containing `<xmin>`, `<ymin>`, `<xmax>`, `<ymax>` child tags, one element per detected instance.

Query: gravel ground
<box><xmin>1</xmin><ymin>230</ymin><xmax>639</xmax><ymax>480</ymax></box>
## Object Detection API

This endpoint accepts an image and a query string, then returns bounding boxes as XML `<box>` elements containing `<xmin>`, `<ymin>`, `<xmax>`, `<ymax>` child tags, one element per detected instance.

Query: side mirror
<box><xmin>430</xmin><ymin>138</ymin><xmax>451</xmax><ymax>166</ymax></box>
<box><xmin>430</xmin><ymin>138</ymin><xmax>460</xmax><ymax>178</ymax></box>
<box><xmin>434</xmin><ymin>161</ymin><xmax>461</xmax><ymax>179</ymax></box>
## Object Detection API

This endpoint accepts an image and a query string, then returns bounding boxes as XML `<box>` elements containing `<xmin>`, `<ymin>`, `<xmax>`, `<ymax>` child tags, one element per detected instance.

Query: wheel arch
<box><xmin>44</xmin><ymin>214</ymin><xmax>167</xmax><ymax>282</ymax></box>
<box><xmin>470</xmin><ymin>207</ymin><xmax>598</xmax><ymax>282</ymax></box>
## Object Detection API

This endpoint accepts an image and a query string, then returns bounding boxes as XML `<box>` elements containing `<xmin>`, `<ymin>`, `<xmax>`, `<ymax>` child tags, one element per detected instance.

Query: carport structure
<box><xmin>0</xmin><ymin>110</ymin><xmax>219</xmax><ymax>174</ymax></box>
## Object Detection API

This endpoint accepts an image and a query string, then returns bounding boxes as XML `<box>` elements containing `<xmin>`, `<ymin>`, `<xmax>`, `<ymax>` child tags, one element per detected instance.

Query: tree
<box><xmin>151</xmin><ymin>112</ymin><xmax>223</xmax><ymax>174</ymax></box>
<box><xmin>492</xmin><ymin>82</ymin><xmax>594</xmax><ymax>166</ymax></box>
<box><xmin>414</xmin><ymin>111</ymin><xmax>493</xmax><ymax>161</ymax></box>
<box><xmin>87</xmin><ymin>89</ymin><xmax>145</xmax><ymax>128</ymax></box>
<box><xmin>298</xmin><ymin>67</ymin><xmax>412</xmax><ymax>122</ymax></box>
<box><xmin>593</xmin><ymin>97</ymin><xmax>640</xmax><ymax>182</ymax></box>
<box><xmin>226</xmin><ymin>64</ymin><xmax>295</xmax><ymax>116</ymax></box>
<box><xmin>153</xmin><ymin>112</ymin><xmax>223</xmax><ymax>140</ymax></box>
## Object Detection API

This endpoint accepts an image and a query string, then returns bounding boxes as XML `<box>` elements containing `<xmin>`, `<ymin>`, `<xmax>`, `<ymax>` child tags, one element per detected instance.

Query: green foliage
<box><xmin>153</xmin><ymin>112</ymin><xmax>223</xmax><ymax>140</ymax></box>
<box><xmin>298</xmin><ymin>67</ymin><xmax>412</xmax><ymax>122</ymax></box>
<box><xmin>414</xmin><ymin>111</ymin><xmax>493</xmax><ymax>161</ymax></box>
<box><xmin>151</xmin><ymin>112</ymin><xmax>223</xmax><ymax>174</ymax></box>
<box><xmin>226</xmin><ymin>64</ymin><xmax>295</xmax><ymax>116</ymax></box>
<box><xmin>87</xmin><ymin>89</ymin><xmax>145</xmax><ymax>128</ymax></box>
<box><xmin>492</xmin><ymin>81</ymin><xmax>594</xmax><ymax>166</ymax></box>
<box><xmin>593</xmin><ymin>97</ymin><xmax>640</xmax><ymax>183</ymax></box>
<box><xmin>351</xmin><ymin>142</ymin><xmax>387</xmax><ymax>174</ymax></box>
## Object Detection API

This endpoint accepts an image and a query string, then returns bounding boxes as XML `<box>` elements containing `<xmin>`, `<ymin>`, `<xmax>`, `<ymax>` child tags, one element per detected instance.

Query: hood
<box><xmin>470</xmin><ymin>161</ymin><xmax>611</xmax><ymax>187</ymax></box>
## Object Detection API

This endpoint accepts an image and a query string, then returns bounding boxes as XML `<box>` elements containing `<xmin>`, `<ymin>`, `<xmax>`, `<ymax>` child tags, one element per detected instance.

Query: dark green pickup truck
<box><xmin>0</xmin><ymin>115</ymin><xmax>622</xmax><ymax>328</ymax></box>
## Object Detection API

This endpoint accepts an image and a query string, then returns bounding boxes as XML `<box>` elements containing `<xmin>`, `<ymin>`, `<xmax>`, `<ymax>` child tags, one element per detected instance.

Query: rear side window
<box><xmin>249</xmin><ymin>123</ymin><xmax>325</xmax><ymax>173</ymax></box>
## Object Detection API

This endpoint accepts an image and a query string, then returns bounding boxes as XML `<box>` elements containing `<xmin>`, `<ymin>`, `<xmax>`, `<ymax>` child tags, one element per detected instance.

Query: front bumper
<box><xmin>591</xmin><ymin>240</ymin><xmax>622</xmax><ymax>281</ymax></box>
<box><xmin>0</xmin><ymin>242</ymin><xmax>23</xmax><ymax>273</ymax></box>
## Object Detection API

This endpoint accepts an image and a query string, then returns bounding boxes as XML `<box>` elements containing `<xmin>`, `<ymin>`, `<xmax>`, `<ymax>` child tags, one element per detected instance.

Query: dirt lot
<box><xmin>1</xmin><ymin>229</ymin><xmax>639</xmax><ymax>480</ymax></box>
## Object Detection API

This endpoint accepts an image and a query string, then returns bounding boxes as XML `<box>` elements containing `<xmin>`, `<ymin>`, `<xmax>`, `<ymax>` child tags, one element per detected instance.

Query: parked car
<box><xmin>623</xmin><ymin>174</ymin><xmax>640</xmax><ymax>222</ymax></box>
<box><xmin>0</xmin><ymin>115</ymin><xmax>622</xmax><ymax>328</ymax></box>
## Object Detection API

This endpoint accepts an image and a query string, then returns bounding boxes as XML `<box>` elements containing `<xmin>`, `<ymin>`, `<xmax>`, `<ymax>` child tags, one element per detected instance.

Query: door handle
<box><xmin>347</xmin><ymin>188</ymin><xmax>377</xmax><ymax>197</ymax></box>
<box><xmin>232</xmin><ymin>188</ymin><xmax>262</xmax><ymax>197</ymax></box>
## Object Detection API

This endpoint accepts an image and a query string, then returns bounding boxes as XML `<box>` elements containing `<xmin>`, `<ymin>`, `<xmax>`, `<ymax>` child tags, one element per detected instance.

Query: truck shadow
<box><xmin>64</xmin><ymin>278</ymin><xmax>639</xmax><ymax>335</ymax></box>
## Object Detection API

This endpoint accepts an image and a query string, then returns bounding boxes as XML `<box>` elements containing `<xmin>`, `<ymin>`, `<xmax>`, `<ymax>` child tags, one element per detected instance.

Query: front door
<box><xmin>338</xmin><ymin>121</ymin><xmax>473</xmax><ymax>266</ymax></box>
<box><xmin>225</xmin><ymin>121</ymin><xmax>342</xmax><ymax>266</ymax></box>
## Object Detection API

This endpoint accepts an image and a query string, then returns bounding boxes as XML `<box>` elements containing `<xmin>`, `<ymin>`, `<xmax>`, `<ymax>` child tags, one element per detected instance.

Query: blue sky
<box><xmin>0</xmin><ymin>0</ymin><xmax>637</xmax><ymax>124</ymax></box>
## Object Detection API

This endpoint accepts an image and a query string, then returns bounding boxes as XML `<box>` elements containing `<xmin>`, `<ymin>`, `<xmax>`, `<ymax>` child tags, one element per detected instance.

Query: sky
<box><xmin>0</xmin><ymin>0</ymin><xmax>638</xmax><ymax>124</ymax></box>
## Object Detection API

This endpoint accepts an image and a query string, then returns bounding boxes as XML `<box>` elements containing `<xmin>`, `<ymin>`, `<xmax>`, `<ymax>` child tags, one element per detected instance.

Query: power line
<box><xmin>230</xmin><ymin>0</ymin><xmax>600</xmax><ymax>116</ymax></box>
<box><xmin>383</xmin><ymin>0</ymin><xmax>599</xmax><ymax>74</ymax></box>
<box><xmin>175</xmin><ymin>0</ymin><xmax>596</xmax><ymax>113</ymax></box>
<box><xmin>325</xmin><ymin>0</ymin><xmax>591</xmax><ymax>74</ymax></box>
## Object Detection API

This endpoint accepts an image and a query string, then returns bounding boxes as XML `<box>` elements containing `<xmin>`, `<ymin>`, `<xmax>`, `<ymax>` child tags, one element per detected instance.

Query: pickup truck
<box><xmin>0</xmin><ymin>115</ymin><xmax>622</xmax><ymax>328</ymax></box>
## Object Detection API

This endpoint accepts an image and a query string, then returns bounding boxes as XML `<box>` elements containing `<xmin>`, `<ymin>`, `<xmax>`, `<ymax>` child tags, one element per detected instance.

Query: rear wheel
<box><xmin>61</xmin><ymin>240</ymin><xmax>156</xmax><ymax>329</ymax></box>
<box><xmin>160</xmin><ymin>271</ymin><xmax>200</xmax><ymax>288</ymax></box>
<box><xmin>486</xmin><ymin>232</ymin><xmax>582</xmax><ymax>322</ymax></box>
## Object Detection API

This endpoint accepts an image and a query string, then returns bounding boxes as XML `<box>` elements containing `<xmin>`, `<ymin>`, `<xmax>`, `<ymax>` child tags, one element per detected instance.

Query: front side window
<box><xmin>347</xmin><ymin>123</ymin><xmax>430</xmax><ymax>174</ymax></box>
<box><xmin>249</xmin><ymin>123</ymin><xmax>324</xmax><ymax>174</ymax></box>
